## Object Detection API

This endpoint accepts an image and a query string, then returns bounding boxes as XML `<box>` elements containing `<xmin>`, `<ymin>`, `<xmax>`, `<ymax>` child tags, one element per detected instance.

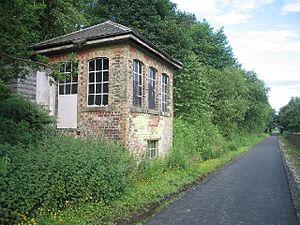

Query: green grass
<box><xmin>33</xmin><ymin>134</ymin><xmax>267</xmax><ymax>225</ymax></box>
<box><xmin>280</xmin><ymin>136</ymin><xmax>300</xmax><ymax>176</ymax></box>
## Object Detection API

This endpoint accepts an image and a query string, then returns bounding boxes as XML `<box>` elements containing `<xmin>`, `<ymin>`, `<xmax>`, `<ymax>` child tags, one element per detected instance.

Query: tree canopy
<box><xmin>279</xmin><ymin>97</ymin><xmax>300</xmax><ymax>132</ymax></box>
<box><xmin>0</xmin><ymin>0</ymin><xmax>273</xmax><ymax>137</ymax></box>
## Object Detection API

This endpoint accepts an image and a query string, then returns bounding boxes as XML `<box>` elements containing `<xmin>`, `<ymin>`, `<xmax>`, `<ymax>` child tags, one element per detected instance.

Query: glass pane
<box><xmin>138</xmin><ymin>62</ymin><xmax>142</xmax><ymax>74</ymax></box>
<box><xmin>103</xmin><ymin>83</ymin><xmax>108</xmax><ymax>93</ymax></box>
<box><xmin>138</xmin><ymin>86</ymin><xmax>142</xmax><ymax>95</ymax></box>
<box><xmin>96</xmin><ymin>59</ymin><xmax>102</xmax><ymax>70</ymax></box>
<box><xmin>103</xmin><ymin>58</ymin><xmax>109</xmax><ymax>70</ymax></box>
<box><xmin>60</xmin><ymin>64</ymin><xmax>65</xmax><ymax>72</ymax></box>
<box><xmin>103</xmin><ymin>95</ymin><xmax>108</xmax><ymax>105</ymax></box>
<box><xmin>72</xmin><ymin>84</ymin><xmax>77</xmax><ymax>94</ymax></box>
<box><xmin>88</xmin><ymin>95</ymin><xmax>94</xmax><ymax>105</ymax></box>
<box><xmin>89</xmin><ymin>73</ymin><xmax>94</xmax><ymax>82</ymax></box>
<box><xmin>65</xmin><ymin>74</ymin><xmax>71</xmax><ymax>82</ymax></box>
<box><xmin>139</xmin><ymin>75</ymin><xmax>142</xmax><ymax>85</ymax></box>
<box><xmin>89</xmin><ymin>84</ymin><xmax>94</xmax><ymax>94</ymax></box>
<box><xmin>134</xmin><ymin>61</ymin><xmax>138</xmax><ymax>73</ymax></box>
<box><xmin>96</xmin><ymin>72</ymin><xmax>101</xmax><ymax>82</ymax></box>
<box><xmin>89</xmin><ymin>61</ymin><xmax>95</xmax><ymax>71</ymax></box>
<box><xmin>66</xmin><ymin>62</ymin><xmax>71</xmax><ymax>72</ymax></box>
<box><xmin>71</xmin><ymin>72</ymin><xmax>78</xmax><ymax>82</ymax></box>
<box><xmin>103</xmin><ymin>71</ymin><xmax>109</xmax><ymax>82</ymax></box>
<box><xmin>96</xmin><ymin>84</ymin><xmax>102</xmax><ymax>94</ymax></box>
<box><xmin>95</xmin><ymin>95</ymin><xmax>101</xmax><ymax>105</ymax></box>
<box><xmin>65</xmin><ymin>84</ymin><xmax>71</xmax><ymax>94</ymax></box>
<box><xmin>59</xmin><ymin>85</ymin><xmax>64</xmax><ymax>95</ymax></box>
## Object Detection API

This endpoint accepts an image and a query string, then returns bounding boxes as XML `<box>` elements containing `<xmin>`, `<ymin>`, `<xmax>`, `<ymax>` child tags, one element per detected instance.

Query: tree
<box><xmin>279</xmin><ymin>97</ymin><xmax>300</xmax><ymax>132</ymax></box>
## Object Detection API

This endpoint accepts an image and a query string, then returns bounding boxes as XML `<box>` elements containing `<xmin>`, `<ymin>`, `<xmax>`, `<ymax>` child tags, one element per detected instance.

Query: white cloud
<box><xmin>282</xmin><ymin>1</ymin><xmax>300</xmax><ymax>14</ymax></box>
<box><xmin>172</xmin><ymin>0</ymin><xmax>275</xmax><ymax>26</ymax></box>
<box><xmin>212</xmin><ymin>12</ymin><xmax>252</xmax><ymax>25</ymax></box>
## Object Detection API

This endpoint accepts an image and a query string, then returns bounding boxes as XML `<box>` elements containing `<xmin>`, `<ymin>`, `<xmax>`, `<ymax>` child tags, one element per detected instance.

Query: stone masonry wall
<box><xmin>125</xmin><ymin>45</ymin><xmax>174</xmax><ymax>156</ymax></box>
<box><xmin>50</xmin><ymin>44</ymin><xmax>129</xmax><ymax>142</ymax></box>
<box><xmin>49</xmin><ymin>43</ymin><xmax>174</xmax><ymax>156</ymax></box>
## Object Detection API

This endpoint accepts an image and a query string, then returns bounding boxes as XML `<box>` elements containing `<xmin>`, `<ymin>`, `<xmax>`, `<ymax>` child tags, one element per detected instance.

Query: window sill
<box><xmin>160</xmin><ymin>111</ymin><xmax>172</xmax><ymax>117</ymax></box>
<box><xmin>82</xmin><ymin>105</ymin><xmax>110</xmax><ymax>112</ymax></box>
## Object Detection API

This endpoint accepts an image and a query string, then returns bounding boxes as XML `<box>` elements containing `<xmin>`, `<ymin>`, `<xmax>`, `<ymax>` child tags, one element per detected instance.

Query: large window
<box><xmin>161</xmin><ymin>74</ymin><xmax>168</xmax><ymax>112</ymax></box>
<box><xmin>58</xmin><ymin>62</ymin><xmax>78</xmax><ymax>95</ymax></box>
<box><xmin>88</xmin><ymin>58</ymin><xmax>109</xmax><ymax>106</ymax></box>
<box><xmin>133</xmin><ymin>60</ymin><xmax>142</xmax><ymax>106</ymax></box>
<box><xmin>148</xmin><ymin>68</ymin><xmax>156</xmax><ymax>109</ymax></box>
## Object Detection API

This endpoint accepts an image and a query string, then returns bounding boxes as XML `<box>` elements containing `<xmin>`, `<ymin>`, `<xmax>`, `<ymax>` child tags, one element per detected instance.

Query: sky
<box><xmin>171</xmin><ymin>0</ymin><xmax>300</xmax><ymax>112</ymax></box>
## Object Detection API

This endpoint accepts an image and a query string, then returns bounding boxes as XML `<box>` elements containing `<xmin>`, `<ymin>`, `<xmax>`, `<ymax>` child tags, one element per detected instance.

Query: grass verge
<box><xmin>34</xmin><ymin>134</ymin><xmax>267</xmax><ymax>225</ymax></box>
<box><xmin>279</xmin><ymin>136</ymin><xmax>300</xmax><ymax>181</ymax></box>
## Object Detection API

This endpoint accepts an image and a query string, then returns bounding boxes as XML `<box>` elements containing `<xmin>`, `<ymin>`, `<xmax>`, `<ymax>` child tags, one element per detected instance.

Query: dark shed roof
<box><xmin>31</xmin><ymin>21</ymin><xmax>182</xmax><ymax>69</ymax></box>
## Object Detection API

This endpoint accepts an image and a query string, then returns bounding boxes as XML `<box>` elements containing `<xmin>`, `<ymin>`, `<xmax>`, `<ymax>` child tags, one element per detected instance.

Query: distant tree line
<box><xmin>0</xmin><ymin>0</ymin><xmax>273</xmax><ymax>138</ymax></box>
<box><xmin>279</xmin><ymin>97</ymin><xmax>300</xmax><ymax>132</ymax></box>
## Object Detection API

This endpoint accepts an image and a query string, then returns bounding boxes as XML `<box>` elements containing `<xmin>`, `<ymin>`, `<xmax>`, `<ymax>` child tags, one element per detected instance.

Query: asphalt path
<box><xmin>145</xmin><ymin>136</ymin><xmax>299</xmax><ymax>225</ymax></box>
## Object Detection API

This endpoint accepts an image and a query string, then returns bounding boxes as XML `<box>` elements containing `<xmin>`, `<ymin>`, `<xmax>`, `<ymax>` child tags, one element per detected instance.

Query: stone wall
<box><xmin>49</xmin><ymin>42</ymin><xmax>174</xmax><ymax>156</ymax></box>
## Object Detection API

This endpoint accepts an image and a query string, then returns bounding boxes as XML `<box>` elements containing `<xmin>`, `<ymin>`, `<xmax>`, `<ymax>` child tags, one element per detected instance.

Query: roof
<box><xmin>31</xmin><ymin>21</ymin><xmax>182</xmax><ymax>69</ymax></box>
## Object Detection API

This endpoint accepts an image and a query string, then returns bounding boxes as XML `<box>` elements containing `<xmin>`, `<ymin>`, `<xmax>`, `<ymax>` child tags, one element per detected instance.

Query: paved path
<box><xmin>146</xmin><ymin>136</ymin><xmax>299</xmax><ymax>225</ymax></box>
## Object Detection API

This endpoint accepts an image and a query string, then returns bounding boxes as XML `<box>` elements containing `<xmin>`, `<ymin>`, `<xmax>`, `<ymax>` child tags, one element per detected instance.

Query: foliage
<box><xmin>279</xmin><ymin>97</ymin><xmax>300</xmax><ymax>132</ymax></box>
<box><xmin>34</xmin><ymin>134</ymin><xmax>266</xmax><ymax>225</ymax></box>
<box><xmin>0</xmin><ymin>132</ymin><xmax>134</xmax><ymax>224</ymax></box>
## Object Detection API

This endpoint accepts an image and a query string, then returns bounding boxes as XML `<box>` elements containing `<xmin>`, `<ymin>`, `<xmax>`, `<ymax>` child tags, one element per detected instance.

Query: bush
<box><xmin>168</xmin><ymin>117</ymin><xmax>225</xmax><ymax>169</ymax></box>
<box><xmin>0</xmin><ymin>93</ymin><xmax>53</xmax><ymax>130</ymax></box>
<box><xmin>0</xmin><ymin>132</ymin><xmax>135</xmax><ymax>224</ymax></box>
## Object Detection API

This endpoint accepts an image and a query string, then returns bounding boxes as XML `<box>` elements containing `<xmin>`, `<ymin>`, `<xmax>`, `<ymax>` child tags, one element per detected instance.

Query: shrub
<box><xmin>169</xmin><ymin>117</ymin><xmax>226</xmax><ymax>169</ymax></box>
<box><xmin>0</xmin><ymin>93</ymin><xmax>53</xmax><ymax>130</ymax></box>
<box><xmin>0</xmin><ymin>132</ymin><xmax>135</xmax><ymax>224</ymax></box>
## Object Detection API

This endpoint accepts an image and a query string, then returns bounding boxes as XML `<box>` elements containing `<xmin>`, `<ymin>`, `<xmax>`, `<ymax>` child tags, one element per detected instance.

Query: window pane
<box><xmin>66</xmin><ymin>74</ymin><xmax>71</xmax><ymax>82</ymax></box>
<box><xmin>59</xmin><ymin>85</ymin><xmax>64</xmax><ymax>95</ymax></box>
<box><xmin>103</xmin><ymin>83</ymin><xmax>108</xmax><ymax>93</ymax></box>
<box><xmin>89</xmin><ymin>73</ymin><xmax>94</xmax><ymax>82</ymax></box>
<box><xmin>139</xmin><ymin>75</ymin><xmax>142</xmax><ymax>85</ymax></box>
<box><xmin>96</xmin><ymin>84</ymin><xmax>102</xmax><ymax>93</ymax></box>
<box><xmin>89</xmin><ymin>61</ymin><xmax>95</xmax><ymax>71</ymax></box>
<box><xmin>88</xmin><ymin>95</ymin><xmax>94</xmax><ymax>105</ymax></box>
<box><xmin>103</xmin><ymin>95</ymin><xmax>108</xmax><ymax>105</ymax></box>
<box><xmin>138</xmin><ymin>62</ymin><xmax>142</xmax><ymax>74</ymax></box>
<box><xmin>60</xmin><ymin>64</ymin><xmax>65</xmax><ymax>72</ymax></box>
<box><xmin>96</xmin><ymin>72</ymin><xmax>101</xmax><ymax>82</ymax></box>
<box><xmin>65</xmin><ymin>84</ymin><xmax>71</xmax><ymax>94</ymax></box>
<box><xmin>103</xmin><ymin>58</ymin><xmax>109</xmax><ymax>70</ymax></box>
<box><xmin>72</xmin><ymin>84</ymin><xmax>77</xmax><ymax>94</ymax></box>
<box><xmin>95</xmin><ymin>95</ymin><xmax>101</xmax><ymax>105</ymax></box>
<box><xmin>66</xmin><ymin>62</ymin><xmax>71</xmax><ymax>72</ymax></box>
<box><xmin>96</xmin><ymin>59</ymin><xmax>102</xmax><ymax>70</ymax></box>
<box><xmin>134</xmin><ymin>61</ymin><xmax>138</xmax><ymax>72</ymax></box>
<box><xmin>89</xmin><ymin>84</ymin><xmax>94</xmax><ymax>94</ymax></box>
<box><xmin>103</xmin><ymin>71</ymin><xmax>109</xmax><ymax>82</ymax></box>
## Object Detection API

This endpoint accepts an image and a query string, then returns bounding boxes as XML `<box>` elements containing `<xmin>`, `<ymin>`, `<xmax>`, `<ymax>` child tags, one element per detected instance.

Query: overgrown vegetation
<box><xmin>0</xmin><ymin>89</ymin><xmax>134</xmax><ymax>224</ymax></box>
<box><xmin>0</xmin><ymin>0</ymin><xmax>274</xmax><ymax>224</ymax></box>
<box><xmin>279</xmin><ymin>97</ymin><xmax>300</xmax><ymax>132</ymax></box>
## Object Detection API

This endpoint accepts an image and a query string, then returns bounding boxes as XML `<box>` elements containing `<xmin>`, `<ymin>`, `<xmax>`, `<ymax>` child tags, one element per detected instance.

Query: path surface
<box><xmin>146</xmin><ymin>136</ymin><xmax>299</xmax><ymax>225</ymax></box>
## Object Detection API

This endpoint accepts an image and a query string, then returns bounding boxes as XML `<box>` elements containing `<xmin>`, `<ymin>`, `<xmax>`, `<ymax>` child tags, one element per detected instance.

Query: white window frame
<box><xmin>133</xmin><ymin>60</ymin><xmax>143</xmax><ymax>107</ymax></box>
<box><xmin>87</xmin><ymin>58</ymin><xmax>109</xmax><ymax>106</ymax></box>
<box><xmin>161</xmin><ymin>74</ymin><xmax>168</xmax><ymax>112</ymax></box>
<box><xmin>148</xmin><ymin>67</ymin><xmax>156</xmax><ymax>109</ymax></box>
<box><xmin>58</xmin><ymin>62</ymin><xmax>78</xmax><ymax>95</ymax></box>
<box><xmin>147</xmin><ymin>140</ymin><xmax>158</xmax><ymax>159</ymax></box>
